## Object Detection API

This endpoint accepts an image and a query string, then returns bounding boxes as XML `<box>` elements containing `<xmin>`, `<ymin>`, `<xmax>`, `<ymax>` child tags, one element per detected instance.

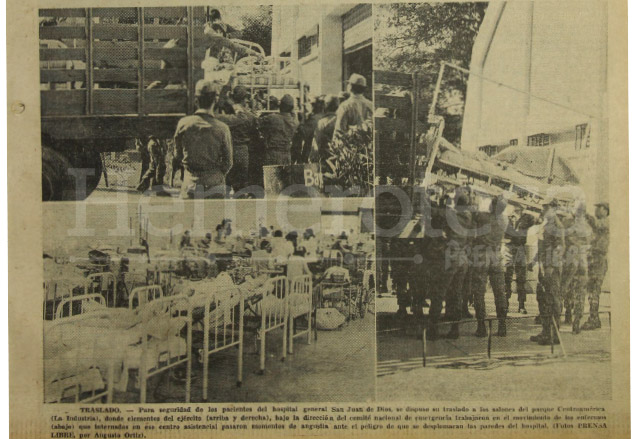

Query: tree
<box><xmin>376</xmin><ymin>3</ymin><xmax>487</xmax><ymax>145</ymax></box>
<box><xmin>238</xmin><ymin>6</ymin><xmax>272</xmax><ymax>56</ymax></box>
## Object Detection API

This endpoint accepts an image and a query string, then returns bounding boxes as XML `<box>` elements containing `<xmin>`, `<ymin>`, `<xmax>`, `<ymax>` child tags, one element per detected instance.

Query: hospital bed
<box><xmin>287</xmin><ymin>275</ymin><xmax>314</xmax><ymax>354</ymax></box>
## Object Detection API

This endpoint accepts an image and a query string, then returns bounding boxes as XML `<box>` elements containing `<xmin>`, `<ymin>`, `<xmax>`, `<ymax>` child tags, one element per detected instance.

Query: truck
<box><xmin>39</xmin><ymin>6</ymin><xmax>305</xmax><ymax>200</ymax></box>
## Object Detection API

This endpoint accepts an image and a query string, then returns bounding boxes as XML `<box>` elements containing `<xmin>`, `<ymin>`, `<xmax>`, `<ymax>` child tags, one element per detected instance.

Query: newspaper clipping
<box><xmin>7</xmin><ymin>0</ymin><xmax>629</xmax><ymax>438</ymax></box>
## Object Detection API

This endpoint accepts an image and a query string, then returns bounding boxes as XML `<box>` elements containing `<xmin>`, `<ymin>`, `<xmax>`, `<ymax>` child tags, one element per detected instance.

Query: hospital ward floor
<box><xmin>118</xmin><ymin>312</ymin><xmax>376</xmax><ymax>403</ymax></box>
<box><xmin>376</xmin><ymin>292</ymin><xmax>612</xmax><ymax>401</ymax></box>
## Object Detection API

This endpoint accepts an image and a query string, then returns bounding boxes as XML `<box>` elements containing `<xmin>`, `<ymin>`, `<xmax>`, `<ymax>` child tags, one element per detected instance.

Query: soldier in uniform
<box><xmin>472</xmin><ymin>196</ymin><xmax>509</xmax><ymax>337</ymax></box>
<box><xmin>504</xmin><ymin>205</ymin><xmax>536</xmax><ymax>313</ymax></box>
<box><xmin>173</xmin><ymin>80</ymin><xmax>233</xmax><ymax>199</ymax></box>
<box><xmin>563</xmin><ymin>201</ymin><xmax>591</xmax><ymax>333</ymax></box>
<box><xmin>424</xmin><ymin>195</ymin><xmax>454</xmax><ymax>340</ymax></box>
<box><xmin>261</xmin><ymin>94</ymin><xmax>298</xmax><ymax>165</ymax></box>
<box><xmin>136</xmin><ymin>135</ymin><xmax>169</xmax><ymax>195</ymax></box>
<box><xmin>426</xmin><ymin>190</ymin><xmax>473</xmax><ymax>340</ymax></box>
<box><xmin>391</xmin><ymin>238</ymin><xmax>411</xmax><ymax>318</ymax></box>
<box><xmin>311</xmin><ymin>95</ymin><xmax>339</xmax><ymax>169</ymax></box>
<box><xmin>216</xmin><ymin>85</ymin><xmax>259</xmax><ymax>196</ymax></box>
<box><xmin>333</xmin><ymin>74</ymin><xmax>373</xmax><ymax>139</ymax></box>
<box><xmin>531</xmin><ymin>199</ymin><xmax>565</xmax><ymax>345</ymax></box>
<box><xmin>582</xmin><ymin>202</ymin><xmax>610</xmax><ymax>330</ymax></box>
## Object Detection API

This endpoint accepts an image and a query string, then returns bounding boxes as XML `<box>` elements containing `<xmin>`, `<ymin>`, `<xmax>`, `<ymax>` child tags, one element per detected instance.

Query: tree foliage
<box><xmin>376</xmin><ymin>3</ymin><xmax>487</xmax><ymax>145</ymax></box>
<box><xmin>239</xmin><ymin>6</ymin><xmax>273</xmax><ymax>56</ymax></box>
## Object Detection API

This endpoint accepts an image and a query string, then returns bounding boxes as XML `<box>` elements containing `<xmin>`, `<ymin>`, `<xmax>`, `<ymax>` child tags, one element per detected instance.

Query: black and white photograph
<box><xmin>42</xmin><ymin>198</ymin><xmax>375</xmax><ymax>403</ymax></box>
<box><xmin>40</xmin><ymin>5</ymin><xmax>373</xmax><ymax>201</ymax></box>
<box><xmin>374</xmin><ymin>1</ymin><xmax>611</xmax><ymax>401</ymax></box>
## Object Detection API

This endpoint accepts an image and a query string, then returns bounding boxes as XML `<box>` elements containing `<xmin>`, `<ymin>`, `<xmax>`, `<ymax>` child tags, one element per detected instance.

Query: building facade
<box><xmin>271</xmin><ymin>4</ymin><xmax>372</xmax><ymax>98</ymax></box>
<box><xmin>461</xmin><ymin>1</ymin><xmax>608</xmax><ymax>205</ymax></box>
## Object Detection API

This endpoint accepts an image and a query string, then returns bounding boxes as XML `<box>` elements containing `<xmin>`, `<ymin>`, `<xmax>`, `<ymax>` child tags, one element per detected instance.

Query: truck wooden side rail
<box><xmin>39</xmin><ymin>7</ymin><xmax>303</xmax><ymax>200</ymax></box>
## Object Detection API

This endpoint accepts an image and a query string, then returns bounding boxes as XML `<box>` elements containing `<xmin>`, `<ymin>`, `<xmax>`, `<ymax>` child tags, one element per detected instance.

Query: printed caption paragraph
<box><xmin>49</xmin><ymin>404</ymin><xmax>609</xmax><ymax>437</ymax></box>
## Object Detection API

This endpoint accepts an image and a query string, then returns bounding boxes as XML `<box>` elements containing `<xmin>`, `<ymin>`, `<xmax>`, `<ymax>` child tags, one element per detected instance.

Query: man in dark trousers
<box><xmin>311</xmin><ymin>94</ymin><xmax>339</xmax><ymax>169</ymax></box>
<box><xmin>504</xmin><ymin>205</ymin><xmax>536</xmax><ymax>313</ymax></box>
<box><xmin>217</xmin><ymin>85</ymin><xmax>259</xmax><ymax>196</ymax></box>
<box><xmin>136</xmin><ymin>136</ymin><xmax>169</xmax><ymax>195</ymax></box>
<box><xmin>173</xmin><ymin>80</ymin><xmax>233</xmax><ymax>199</ymax></box>
<box><xmin>261</xmin><ymin>94</ymin><xmax>298</xmax><ymax>165</ymax></box>
<box><xmin>472</xmin><ymin>196</ymin><xmax>509</xmax><ymax>338</ymax></box>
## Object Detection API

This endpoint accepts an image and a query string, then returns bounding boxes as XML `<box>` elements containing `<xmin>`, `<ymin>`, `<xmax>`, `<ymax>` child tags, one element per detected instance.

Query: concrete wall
<box><xmin>461</xmin><ymin>1</ymin><xmax>608</xmax><ymax>205</ymax></box>
<box><xmin>271</xmin><ymin>4</ymin><xmax>370</xmax><ymax>96</ymax></box>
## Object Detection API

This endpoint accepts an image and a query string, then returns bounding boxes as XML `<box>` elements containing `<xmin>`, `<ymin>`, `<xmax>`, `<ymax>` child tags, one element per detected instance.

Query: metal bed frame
<box><xmin>287</xmin><ymin>275</ymin><xmax>314</xmax><ymax>354</ymax></box>
<box><xmin>137</xmin><ymin>295</ymin><xmax>192</xmax><ymax>403</ymax></box>
<box><xmin>54</xmin><ymin>293</ymin><xmax>107</xmax><ymax>320</ymax></box>
<box><xmin>45</xmin><ymin>312</ymin><xmax>115</xmax><ymax>403</ymax></box>
<box><xmin>257</xmin><ymin>276</ymin><xmax>288</xmax><ymax>374</ymax></box>
<box><xmin>195</xmin><ymin>288</ymin><xmax>245</xmax><ymax>401</ymax></box>
<box><xmin>129</xmin><ymin>284</ymin><xmax>164</xmax><ymax>309</ymax></box>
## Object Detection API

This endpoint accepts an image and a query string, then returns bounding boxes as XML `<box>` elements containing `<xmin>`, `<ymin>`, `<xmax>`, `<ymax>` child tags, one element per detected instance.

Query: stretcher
<box><xmin>287</xmin><ymin>275</ymin><xmax>314</xmax><ymax>354</ymax></box>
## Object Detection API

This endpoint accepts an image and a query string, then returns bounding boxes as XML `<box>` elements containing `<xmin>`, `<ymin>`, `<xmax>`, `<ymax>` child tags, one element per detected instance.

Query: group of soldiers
<box><xmin>379</xmin><ymin>186</ymin><xmax>610</xmax><ymax>345</ymax></box>
<box><xmin>135</xmin><ymin>73</ymin><xmax>373</xmax><ymax>199</ymax></box>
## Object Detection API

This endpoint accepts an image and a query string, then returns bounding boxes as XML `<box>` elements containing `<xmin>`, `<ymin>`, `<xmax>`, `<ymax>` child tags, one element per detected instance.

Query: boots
<box><xmin>425</xmin><ymin>324</ymin><xmax>439</xmax><ymax>341</ymax></box>
<box><xmin>564</xmin><ymin>308</ymin><xmax>572</xmax><ymax>325</ymax></box>
<box><xmin>497</xmin><ymin>320</ymin><xmax>507</xmax><ymax>337</ymax></box>
<box><xmin>581</xmin><ymin>317</ymin><xmax>601</xmax><ymax>330</ymax></box>
<box><xmin>572</xmin><ymin>318</ymin><xmax>581</xmax><ymax>334</ymax></box>
<box><xmin>445</xmin><ymin>323</ymin><xmax>460</xmax><ymax>340</ymax></box>
<box><xmin>475</xmin><ymin>320</ymin><xmax>487</xmax><ymax>338</ymax></box>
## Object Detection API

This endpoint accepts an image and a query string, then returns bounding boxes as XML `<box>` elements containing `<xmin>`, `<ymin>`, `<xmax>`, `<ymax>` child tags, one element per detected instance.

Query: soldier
<box><xmin>311</xmin><ymin>95</ymin><xmax>339</xmax><ymax>169</ymax></box>
<box><xmin>563</xmin><ymin>201</ymin><xmax>591</xmax><ymax>333</ymax></box>
<box><xmin>173</xmin><ymin>80</ymin><xmax>233</xmax><ymax>199</ymax></box>
<box><xmin>427</xmin><ymin>190</ymin><xmax>473</xmax><ymax>340</ymax></box>
<box><xmin>293</xmin><ymin>96</ymin><xmax>324</xmax><ymax>164</ymax></box>
<box><xmin>531</xmin><ymin>199</ymin><xmax>565</xmax><ymax>345</ymax></box>
<box><xmin>472</xmin><ymin>196</ymin><xmax>509</xmax><ymax>337</ymax></box>
<box><xmin>136</xmin><ymin>135</ymin><xmax>169</xmax><ymax>195</ymax></box>
<box><xmin>179</xmin><ymin>230</ymin><xmax>192</xmax><ymax>250</ymax></box>
<box><xmin>261</xmin><ymin>94</ymin><xmax>299</xmax><ymax>165</ymax></box>
<box><xmin>582</xmin><ymin>202</ymin><xmax>610</xmax><ymax>330</ymax></box>
<box><xmin>333</xmin><ymin>74</ymin><xmax>373</xmax><ymax>139</ymax></box>
<box><xmin>504</xmin><ymin>205</ymin><xmax>536</xmax><ymax>313</ymax></box>
<box><xmin>424</xmin><ymin>195</ymin><xmax>454</xmax><ymax>340</ymax></box>
<box><xmin>217</xmin><ymin>85</ymin><xmax>259</xmax><ymax>196</ymax></box>
<box><xmin>391</xmin><ymin>238</ymin><xmax>411</xmax><ymax>318</ymax></box>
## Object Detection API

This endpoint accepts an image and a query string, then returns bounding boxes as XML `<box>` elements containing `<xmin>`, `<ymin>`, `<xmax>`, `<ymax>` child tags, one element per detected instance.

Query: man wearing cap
<box><xmin>531</xmin><ymin>199</ymin><xmax>565</xmax><ymax>345</ymax></box>
<box><xmin>311</xmin><ymin>95</ymin><xmax>339</xmax><ymax>168</ymax></box>
<box><xmin>173</xmin><ymin>79</ymin><xmax>233</xmax><ymax>199</ymax></box>
<box><xmin>582</xmin><ymin>202</ymin><xmax>610</xmax><ymax>330</ymax></box>
<box><xmin>217</xmin><ymin>85</ymin><xmax>259</xmax><ymax>196</ymax></box>
<box><xmin>260</xmin><ymin>94</ymin><xmax>299</xmax><ymax>165</ymax></box>
<box><xmin>562</xmin><ymin>201</ymin><xmax>591</xmax><ymax>333</ymax></box>
<box><xmin>333</xmin><ymin>73</ymin><xmax>373</xmax><ymax>139</ymax></box>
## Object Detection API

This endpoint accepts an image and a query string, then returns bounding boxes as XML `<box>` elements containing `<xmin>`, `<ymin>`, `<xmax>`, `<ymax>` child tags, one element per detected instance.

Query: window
<box><xmin>527</xmin><ymin>133</ymin><xmax>550</xmax><ymax>147</ymax></box>
<box><xmin>575</xmin><ymin>123</ymin><xmax>590</xmax><ymax>150</ymax></box>
<box><xmin>297</xmin><ymin>26</ymin><xmax>319</xmax><ymax>59</ymax></box>
<box><xmin>510</xmin><ymin>138</ymin><xmax>518</xmax><ymax>146</ymax></box>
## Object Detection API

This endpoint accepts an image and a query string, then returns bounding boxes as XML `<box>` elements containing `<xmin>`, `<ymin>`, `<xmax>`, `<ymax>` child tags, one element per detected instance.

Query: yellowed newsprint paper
<box><xmin>7</xmin><ymin>0</ymin><xmax>628</xmax><ymax>438</ymax></box>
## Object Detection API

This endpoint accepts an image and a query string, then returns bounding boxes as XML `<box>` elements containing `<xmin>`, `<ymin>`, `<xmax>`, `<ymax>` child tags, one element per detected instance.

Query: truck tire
<box><xmin>42</xmin><ymin>146</ymin><xmax>103</xmax><ymax>201</ymax></box>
